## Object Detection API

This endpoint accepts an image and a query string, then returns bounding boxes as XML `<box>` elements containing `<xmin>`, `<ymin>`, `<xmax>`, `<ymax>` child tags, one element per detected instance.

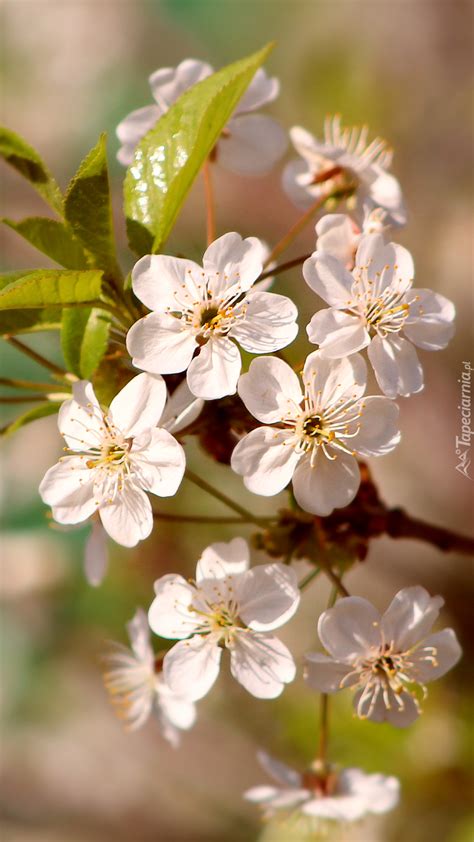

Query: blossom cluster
<box><xmin>35</xmin><ymin>57</ymin><xmax>461</xmax><ymax>835</ymax></box>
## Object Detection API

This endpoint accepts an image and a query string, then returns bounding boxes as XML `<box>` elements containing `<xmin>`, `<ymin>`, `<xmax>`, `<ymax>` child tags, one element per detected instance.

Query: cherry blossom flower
<box><xmin>39</xmin><ymin>373</ymin><xmax>185</xmax><ymax>550</ymax></box>
<box><xmin>315</xmin><ymin>207</ymin><xmax>390</xmax><ymax>269</ymax></box>
<box><xmin>148</xmin><ymin>537</ymin><xmax>300</xmax><ymax>700</ymax></box>
<box><xmin>126</xmin><ymin>232</ymin><xmax>298</xmax><ymax>400</ymax></box>
<box><xmin>117</xmin><ymin>60</ymin><xmax>287</xmax><ymax>175</ymax></box>
<box><xmin>305</xmin><ymin>586</ymin><xmax>462</xmax><ymax>727</ymax></box>
<box><xmin>231</xmin><ymin>351</ymin><xmax>400</xmax><ymax>516</ymax></box>
<box><xmin>304</xmin><ymin>232</ymin><xmax>456</xmax><ymax>397</ymax></box>
<box><xmin>282</xmin><ymin>115</ymin><xmax>406</xmax><ymax>225</ymax></box>
<box><xmin>103</xmin><ymin>608</ymin><xmax>196</xmax><ymax>744</ymax></box>
<box><xmin>245</xmin><ymin>751</ymin><xmax>400</xmax><ymax>827</ymax></box>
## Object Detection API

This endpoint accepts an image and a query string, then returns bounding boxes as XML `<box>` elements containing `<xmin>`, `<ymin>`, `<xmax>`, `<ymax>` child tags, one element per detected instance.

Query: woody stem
<box><xmin>203</xmin><ymin>159</ymin><xmax>216</xmax><ymax>245</ymax></box>
<box><xmin>184</xmin><ymin>469</ymin><xmax>271</xmax><ymax>527</ymax></box>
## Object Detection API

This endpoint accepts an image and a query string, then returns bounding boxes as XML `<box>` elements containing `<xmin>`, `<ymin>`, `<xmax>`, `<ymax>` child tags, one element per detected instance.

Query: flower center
<box><xmin>86</xmin><ymin>439</ymin><xmax>132</xmax><ymax>470</ymax></box>
<box><xmin>190</xmin><ymin>591</ymin><xmax>243</xmax><ymax>646</ymax></box>
<box><xmin>301</xmin><ymin>770</ymin><xmax>338</xmax><ymax>798</ymax></box>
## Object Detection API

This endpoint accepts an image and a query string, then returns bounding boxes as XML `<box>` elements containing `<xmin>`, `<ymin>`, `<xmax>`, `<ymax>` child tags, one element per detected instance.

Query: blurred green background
<box><xmin>1</xmin><ymin>1</ymin><xmax>473</xmax><ymax>840</ymax></box>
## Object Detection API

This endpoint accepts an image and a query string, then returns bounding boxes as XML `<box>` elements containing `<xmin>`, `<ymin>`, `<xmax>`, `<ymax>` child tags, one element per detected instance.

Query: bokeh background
<box><xmin>1</xmin><ymin>1</ymin><xmax>473</xmax><ymax>840</ymax></box>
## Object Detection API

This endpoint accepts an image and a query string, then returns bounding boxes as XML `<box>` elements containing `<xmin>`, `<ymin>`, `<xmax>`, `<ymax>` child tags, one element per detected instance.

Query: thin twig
<box><xmin>203</xmin><ymin>159</ymin><xmax>216</xmax><ymax>245</ymax></box>
<box><xmin>153</xmin><ymin>512</ymin><xmax>250</xmax><ymax>525</ymax></box>
<box><xmin>3</xmin><ymin>336</ymin><xmax>74</xmax><ymax>381</ymax></box>
<box><xmin>0</xmin><ymin>377</ymin><xmax>65</xmax><ymax>392</ymax></box>
<box><xmin>184</xmin><ymin>468</ymin><xmax>270</xmax><ymax>527</ymax></box>
<box><xmin>258</xmin><ymin>253</ymin><xmax>312</xmax><ymax>282</ymax></box>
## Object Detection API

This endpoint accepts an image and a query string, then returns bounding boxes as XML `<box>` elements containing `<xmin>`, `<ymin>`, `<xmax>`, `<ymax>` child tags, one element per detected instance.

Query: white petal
<box><xmin>116</xmin><ymin>105</ymin><xmax>162</xmax><ymax>163</ymax></box>
<box><xmin>354</xmin><ymin>396</ymin><xmax>400</xmax><ymax>456</ymax></box>
<box><xmin>256</xmin><ymin>750</ymin><xmax>303</xmax><ymax>788</ymax></box>
<box><xmin>217</xmin><ymin>114</ymin><xmax>287</xmax><ymax>176</ymax></box>
<box><xmin>202</xmin><ymin>232</ymin><xmax>263</xmax><ymax>290</ymax></box>
<box><xmin>381</xmin><ymin>585</ymin><xmax>444</xmax><ymax>650</ymax></box>
<box><xmin>39</xmin><ymin>458</ymin><xmax>97</xmax><ymax>524</ymax></box>
<box><xmin>230</xmin><ymin>290</ymin><xmax>298</xmax><ymax>353</ymax></box>
<box><xmin>196</xmin><ymin>537</ymin><xmax>250</xmax><ymax>582</ymax></box>
<box><xmin>109</xmin><ymin>373</ymin><xmax>167</xmax><ymax>437</ymax></box>
<box><xmin>84</xmin><ymin>519</ymin><xmax>108</xmax><ymax>586</ymax></box>
<box><xmin>127</xmin><ymin>312</ymin><xmax>197</xmax><ymax>375</ymax></box>
<box><xmin>368</xmin><ymin>170</ymin><xmax>407</xmax><ymax>226</ymax></box>
<box><xmin>131</xmin><ymin>253</ymin><xmax>203</xmax><ymax>313</ymax></box>
<box><xmin>244</xmin><ymin>785</ymin><xmax>280</xmax><ymax>804</ymax></box>
<box><xmin>318</xmin><ymin>597</ymin><xmax>382</xmax><ymax>661</ymax></box>
<box><xmin>98</xmin><ymin>485</ymin><xmax>152</xmax><ymax>547</ymax></box>
<box><xmin>339</xmin><ymin>768</ymin><xmax>400</xmax><ymax>814</ymax></box>
<box><xmin>238</xmin><ymin>564</ymin><xmax>300</xmax><ymax>631</ymax></box>
<box><xmin>160</xmin><ymin>379</ymin><xmax>204</xmax><ymax>434</ymax></box>
<box><xmin>237</xmin><ymin>356</ymin><xmax>303</xmax><ymax>424</ymax></box>
<box><xmin>304</xmin><ymin>652</ymin><xmax>352</xmax><ymax>692</ymax></box>
<box><xmin>303</xmin><ymin>253</ymin><xmax>354</xmax><ymax>307</ymax></box>
<box><xmin>292</xmin><ymin>449</ymin><xmax>361</xmax><ymax>517</ymax></box>
<box><xmin>149</xmin><ymin>574</ymin><xmax>197</xmax><ymax>639</ymax></box>
<box><xmin>231</xmin><ymin>427</ymin><xmax>300</xmax><ymax>496</ymax></box>
<box><xmin>235</xmin><ymin>68</ymin><xmax>279</xmax><ymax>113</ymax></box>
<box><xmin>133</xmin><ymin>428</ymin><xmax>185</xmax><ymax>497</ymax></box>
<box><xmin>411</xmin><ymin>629</ymin><xmax>462</xmax><ymax>682</ymax></box>
<box><xmin>302</xmin><ymin>794</ymin><xmax>367</xmax><ymax>822</ymax></box>
<box><xmin>316</xmin><ymin>214</ymin><xmax>358</xmax><ymax>265</ymax></box>
<box><xmin>163</xmin><ymin>635</ymin><xmax>222</xmax><ymax>701</ymax></box>
<box><xmin>282</xmin><ymin>158</ymin><xmax>321</xmax><ymax>209</ymax></box>
<box><xmin>149</xmin><ymin>58</ymin><xmax>212</xmax><ymax>108</ymax></box>
<box><xmin>355</xmin><ymin>235</ymin><xmax>414</xmax><ymax>293</ymax></box>
<box><xmin>307</xmin><ymin>308</ymin><xmax>370</xmax><ymax>356</ymax></box>
<box><xmin>187</xmin><ymin>337</ymin><xmax>241</xmax><ymax>399</ymax></box>
<box><xmin>302</xmin><ymin>350</ymin><xmax>367</xmax><ymax>408</ymax></box>
<box><xmin>230</xmin><ymin>633</ymin><xmax>296</xmax><ymax>698</ymax></box>
<box><xmin>156</xmin><ymin>675</ymin><xmax>197</xmax><ymax>730</ymax></box>
<box><xmin>354</xmin><ymin>686</ymin><xmax>420</xmax><ymax>727</ymax></box>
<box><xmin>58</xmin><ymin>381</ymin><xmax>104</xmax><ymax>452</ymax></box>
<box><xmin>404</xmin><ymin>289</ymin><xmax>455</xmax><ymax>350</ymax></box>
<box><xmin>368</xmin><ymin>334</ymin><xmax>423</xmax><ymax>398</ymax></box>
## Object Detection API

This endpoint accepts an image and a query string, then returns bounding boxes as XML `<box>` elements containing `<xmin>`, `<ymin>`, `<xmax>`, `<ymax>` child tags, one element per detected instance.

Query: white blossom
<box><xmin>282</xmin><ymin>115</ymin><xmax>406</xmax><ymax>225</ymax></box>
<box><xmin>304</xmin><ymin>232</ymin><xmax>456</xmax><ymax>397</ymax></box>
<box><xmin>126</xmin><ymin>232</ymin><xmax>298</xmax><ymax>400</ymax></box>
<box><xmin>305</xmin><ymin>586</ymin><xmax>462</xmax><ymax>727</ymax></box>
<box><xmin>39</xmin><ymin>373</ymin><xmax>185</xmax><ymax>550</ymax></box>
<box><xmin>315</xmin><ymin>207</ymin><xmax>391</xmax><ymax>269</ymax></box>
<box><xmin>103</xmin><ymin>608</ymin><xmax>196</xmax><ymax>744</ymax></box>
<box><xmin>231</xmin><ymin>351</ymin><xmax>400</xmax><ymax>516</ymax></box>
<box><xmin>245</xmin><ymin>751</ymin><xmax>400</xmax><ymax>826</ymax></box>
<box><xmin>148</xmin><ymin>538</ymin><xmax>300</xmax><ymax>701</ymax></box>
<box><xmin>117</xmin><ymin>60</ymin><xmax>287</xmax><ymax>175</ymax></box>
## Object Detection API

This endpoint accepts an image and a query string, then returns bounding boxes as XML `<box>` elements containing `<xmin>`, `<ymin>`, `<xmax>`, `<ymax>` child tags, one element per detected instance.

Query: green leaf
<box><xmin>64</xmin><ymin>134</ymin><xmax>121</xmax><ymax>279</ymax></box>
<box><xmin>0</xmin><ymin>269</ymin><xmax>103</xmax><ymax>310</ymax></box>
<box><xmin>0</xmin><ymin>272</ymin><xmax>61</xmax><ymax>333</ymax></box>
<box><xmin>1</xmin><ymin>402</ymin><xmax>60</xmax><ymax>437</ymax></box>
<box><xmin>124</xmin><ymin>43</ymin><xmax>274</xmax><ymax>255</ymax></box>
<box><xmin>3</xmin><ymin>217</ymin><xmax>88</xmax><ymax>269</ymax></box>
<box><xmin>0</xmin><ymin>126</ymin><xmax>63</xmax><ymax>215</ymax></box>
<box><xmin>61</xmin><ymin>307</ymin><xmax>111</xmax><ymax>379</ymax></box>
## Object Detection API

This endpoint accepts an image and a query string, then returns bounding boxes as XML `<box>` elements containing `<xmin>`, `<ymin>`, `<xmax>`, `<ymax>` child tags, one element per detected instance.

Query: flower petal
<box><xmin>230</xmin><ymin>633</ymin><xmax>296</xmax><ymax>698</ymax></box>
<box><xmin>202</xmin><ymin>232</ymin><xmax>264</xmax><ymax>291</ymax></box>
<box><xmin>282</xmin><ymin>158</ymin><xmax>319</xmax><ymax>209</ymax></box>
<box><xmin>84</xmin><ymin>519</ymin><xmax>108</xmax><ymax>586</ymax></box>
<box><xmin>303</xmin><ymin>253</ymin><xmax>354</xmax><ymax>307</ymax></box>
<box><xmin>339</xmin><ymin>768</ymin><xmax>400</xmax><ymax>814</ymax></box>
<box><xmin>354</xmin><ymin>396</ymin><xmax>400</xmax><ymax>456</ymax></box>
<box><xmin>187</xmin><ymin>336</ymin><xmax>241</xmax><ymax>399</ymax></box>
<box><xmin>237</xmin><ymin>356</ymin><xmax>303</xmax><ymax>424</ymax></box>
<box><xmin>149</xmin><ymin>58</ymin><xmax>212</xmax><ymax>108</ymax></box>
<box><xmin>368</xmin><ymin>334</ymin><xmax>423</xmax><ymax>398</ymax></box>
<box><xmin>318</xmin><ymin>596</ymin><xmax>382</xmax><ymax>661</ymax></box>
<box><xmin>235</xmin><ymin>68</ymin><xmax>279</xmax><ymax>113</ymax></box>
<box><xmin>316</xmin><ymin>214</ymin><xmax>358</xmax><ymax>265</ymax></box>
<box><xmin>131</xmin><ymin>253</ymin><xmax>203</xmax><ymax>313</ymax></box>
<box><xmin>133</xmin><ymin>428</ymin><xmax>185</xmax><ymax>497</ymax></box>
<box><xmin>304</xmin><ymin>652</ymin><xmax>352</xmax><ymax>692</ymax></box>
<box><xmin>404</xmin><ymin>289</ymin><xmax>456</xmax><ymax>350</ymax></box>
<box><xmin>127</xmin><ymin>312</ymin><xmax>197</xmax><ymax>375</ymax></box>
<box><xmin>368</xmin><ymin>170</ymin><xmax>407</xmax><ymax>226</ymax></box>
<box><xmin>230</xmin><ymin>290</ymin><xmax>298</xmax><ymax>353</ymax></box>
<box><xmin>160</xmin><ymin>379</ymin><xmax>204</xmax><ymax>435</ymax></box>
<box><xmin>381</xmin><ymin>585</ymin><xmax>444</xmax><ymax>651</ymax></box>
<box><xmin>238</xmin><ymin>563</ymin><xmax>300</xmax><ymax>631</ymax></box>
<box><xmin>58</xmin><ymin>380</ymin><xmax>104</xmax><ymax>452</ymax></box>
<box><xmin>217</xmin><ymin>114</ymin><xmax>287</xmax><ymax>175</ymax></box>
<box><xmin>292</xmin><ymin>449</ymin><xmax>361</xmax><ymax>517</ymax></box>
<box><xmin>307</xmin><ymin>308</ymin><xmax>370</xmax><ymax>357</ymax></box>
<box><xmin>354</xmin><ymin>686</ymin><xmax>420</xmax><ymax>727</ymax></box>
<box><xmin>411</xmin><ymin>629</ymin><xmax>462</xmax><ymax>682</ymax></box>
<box><xmin>98</xmin><ymin>485</ymin><xmax>153</xmax><ymax>547</ymax></box>
<box><xmin>39</xmin><ymin>457</ymin><xmax>97</xmax><ymax>524</ymax></box>
<box><xmin>355</xmin><ymin>234</ymin><xmax>414</xmax><ymax>292</ymax></box>
<box><xmin>196</xmin><ymin>537</ymin><xmax>250</xmax><ymax>582</ymax></box>
<box><xmin>256</xmin><ymin>750</ymin><xmax>302</xmax><ymax>788</ymax></box>
<box><xmin>302</xmin><ymin>350</ymin><xmax>367</xmax><ymax>409</ymax></box>
<box><xmin>109</xmin><ymin>373</ymin><xmax>167</xmax><ymax>437</ymax></box>
<box><xmin>116</xmin><ymin>105</ymin><xmax>162</xmax><ymax>165</ymax></box>
<box><xmin>148</xmin><ymin>574</ymin><xmax>197</xmax><ymax>640</ymax></box>
<box><xmin>231</xmin><ymin>427</ymin><xmax>300</xmax><ymax>496</ymax></box>
<box><xmin>164</xmin><ymin>635</ymin><xmax>222</xmax><ymax>701</ymax></box>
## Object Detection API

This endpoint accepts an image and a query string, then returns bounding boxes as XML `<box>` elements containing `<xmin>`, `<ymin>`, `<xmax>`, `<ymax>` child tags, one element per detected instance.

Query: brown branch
<box><xmin>384</xmin><ymin>507</ymin><xmax>474</xmax><ymax>557</ymax></box>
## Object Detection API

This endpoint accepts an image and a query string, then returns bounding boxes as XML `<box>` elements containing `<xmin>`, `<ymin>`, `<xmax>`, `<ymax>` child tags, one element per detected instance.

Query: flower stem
<box><xmin>0</xmin><ymin>394</ymin><xmax>48</xmax><ymax>403</ymax></box>
<box><xmin>2</xmin><ymin>336</ymin><xmax>75</xmax><ymax>381</ymax></box>
<box><xmin>258</xmin><ymin>253</ymin><xmax>312</xmax><ymax>283</ymax></box>
<box><xmin>298</xmin><ymin>566</ymin><xmax>320</xmax><ymax>590</ymax></box>
<box><xmin>264</xmin><ymin>185</ymin><xmax>356</xmax><ymax>268</ymax></box>
<box><xmin>203</xmin><ymin>159</ymin><xmax>216</xmax><ymax>245</ymax></box>
<box><xmin>316</xmin><ymin>693</ymin><xmax>330</xmax><ymax>770</ymax></box>
<box><xmin>184</xmin><ymin>468</ymin><xmax>269</xmax><ymax>526</ymax></box>
<box><xmin>318</xmin><ymin>557</ymin><xmax>350</xmax><ymax>598</ymax></box>
<box><xmin>0</xmin><ymin>377</ymin><xmax>66</xmax><ymax>392</ymax></box>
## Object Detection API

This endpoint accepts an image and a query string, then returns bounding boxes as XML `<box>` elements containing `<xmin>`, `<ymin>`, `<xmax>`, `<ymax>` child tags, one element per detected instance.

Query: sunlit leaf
<box><xmin>61</xmin><ymin>307</ymin><xmax>111</xmax><ymax>379</ymax></box>
<box><xmin>0</xmin><ymin>269</ymin><xmax>103</xmax><ymax>310</ymax></box>
<box><xmin>124</xmin><ymin>43</ymin><xmax>273</xmax><ymax>255</ymax></box>
<box><xmin>0</xmin><ymin>126</ymin><xmax>63</xmax><ymax>214</ymax></box>
<box><xmin>3</xmin><ymin>216</ymin><xmax>88</xmax><ymax>269</ymax></box>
